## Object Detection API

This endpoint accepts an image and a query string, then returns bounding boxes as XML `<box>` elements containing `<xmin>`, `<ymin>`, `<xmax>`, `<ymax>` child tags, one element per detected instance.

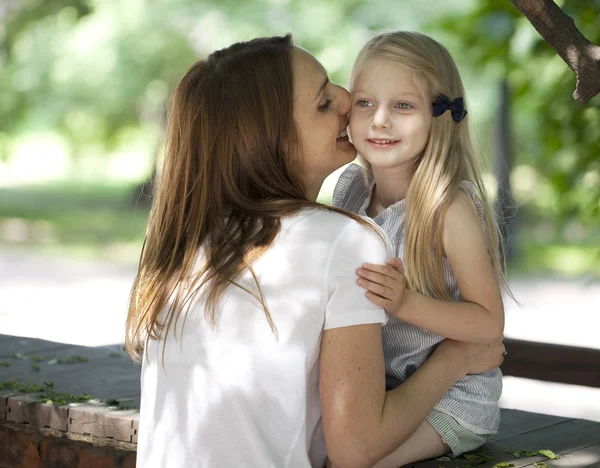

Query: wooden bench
<box><xmin>413</xmin><ymin>409</ymin><xmax>600</xmax><ymax>467</ymax></box>
<box><xmin>2</xmin><ymin>334</ymin><xmax>600</xmax><ymax>467</ymax></box>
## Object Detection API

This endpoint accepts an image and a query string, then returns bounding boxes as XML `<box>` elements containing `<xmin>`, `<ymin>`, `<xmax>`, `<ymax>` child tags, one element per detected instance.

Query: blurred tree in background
<box><xmin>0</xmin><ymin>0</ymin><xmax>598</xmax><ymax>274</ymax></box>
<box><xmin>439</xmin><ymin>0</ymin><xmax>600</xmax><ymax>244</ymax></box>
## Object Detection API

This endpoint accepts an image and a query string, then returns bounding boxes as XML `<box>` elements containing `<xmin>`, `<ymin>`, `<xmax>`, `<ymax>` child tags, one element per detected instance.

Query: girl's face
<box><xmin>349</xmin><ymin>58</ymin><xmax>432</xmax><ymax>170</ymax></box>
<box><xmin>291</xmin><ymin>46</ymin><xmax>355</xmax><ymax>199</ymax></box>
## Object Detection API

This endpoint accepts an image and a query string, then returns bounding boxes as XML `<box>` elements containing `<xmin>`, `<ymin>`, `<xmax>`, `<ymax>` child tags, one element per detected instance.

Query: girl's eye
<box><xmin>318</xmin><ymin>99</ymin><xmax>332</xmax><ymax>112</ymax></box>
<box><xmin>356</xmin><ymin>99</ymin><xmax>372</xmax><ymax>107</ymax></box>
<box><xmin>395</xmin><ymin>102</ymin><xmax>412</xmax><ymax>110</ymax></box>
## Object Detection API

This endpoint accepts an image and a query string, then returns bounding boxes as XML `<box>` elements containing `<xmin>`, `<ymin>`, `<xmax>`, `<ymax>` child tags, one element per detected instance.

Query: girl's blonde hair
<box><xmin>350</xmin><ymin>30</ymin><xmax>509</xmax><ymax>300</ymax></box>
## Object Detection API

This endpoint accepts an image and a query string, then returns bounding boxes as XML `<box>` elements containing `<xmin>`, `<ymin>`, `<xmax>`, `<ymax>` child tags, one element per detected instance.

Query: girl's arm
<box><xmin>320</xmin><ymin>324</ymin><xmax>505</xmax><ymax>468</ymax></box>
<box><xmin>358</xmin><ymin>192</ymin><xmax>504</xmax><ymax>344</ymax></box>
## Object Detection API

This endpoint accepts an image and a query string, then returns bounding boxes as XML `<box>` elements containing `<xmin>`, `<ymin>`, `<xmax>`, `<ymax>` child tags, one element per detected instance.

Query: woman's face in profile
<box><xmin>291</xmin><ymin>47</ymin><xmax>356</xmax><ymax>194</ymax></box>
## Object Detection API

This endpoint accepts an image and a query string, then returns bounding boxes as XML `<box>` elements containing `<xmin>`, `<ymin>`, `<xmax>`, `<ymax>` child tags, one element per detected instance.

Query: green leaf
<box><xmin>507</xmin><ymin>449</ymin><xmax>538</xmax><ymax>458</ymax></box>
<box><xmin>538</xmin><ymin>450</ymin><xmax>560</xmax><ymax>460</ymax></box>
<box><xmin>0</xmin><ymin>362</ymin><xmax>10</xmax><ymax>368</ymax></box>
<box><xmin>493</xmin><ymin>463</ymin><xmax>515</xmax><ymax>468</ymax></box>
<box><xmin>47</xmin><ymin>359</ymin><xmax>58</xmax><ymax>365</ymax></box>
<box><xmin>31</xmin><ymin>364</ymin><xmax>40</xmax><ymax>372</ymax></box>
<box><xmin>533</xmin><ymin>463</ymin><xmax>552</xmax><ymax>468</ymax></box>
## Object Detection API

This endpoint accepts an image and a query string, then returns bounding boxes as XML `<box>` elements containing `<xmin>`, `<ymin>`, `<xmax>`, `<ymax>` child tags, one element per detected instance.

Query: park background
<box><xmin>0</xmin><ymin>0</ymin><xmax>599</xmax><ymax>421</ymax></box>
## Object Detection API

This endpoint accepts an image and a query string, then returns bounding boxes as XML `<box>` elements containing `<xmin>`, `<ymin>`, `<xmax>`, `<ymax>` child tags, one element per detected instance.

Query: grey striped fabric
<box><xmin>332</xmin><ymin>163</ymin><xmax>501</xmax><ymax>435</ymax></box>
<box><xmin>426</xmin><ymin>409</ymin><xmax>487</xmax><ymax>456</ymax></box>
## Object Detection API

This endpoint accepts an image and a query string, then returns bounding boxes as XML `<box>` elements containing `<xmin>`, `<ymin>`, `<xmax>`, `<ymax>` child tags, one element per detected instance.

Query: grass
<box><xmin>0</xmin><ymin>181</ymin><xmax>149</xmax><ymax>265</ymax></box>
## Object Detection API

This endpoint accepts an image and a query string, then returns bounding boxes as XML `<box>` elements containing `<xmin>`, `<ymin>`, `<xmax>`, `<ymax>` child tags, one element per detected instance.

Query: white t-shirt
<box><xmin>137</xmin><ymin>209</ymin><xmax>391</xmax><ymax>468</ymax></box>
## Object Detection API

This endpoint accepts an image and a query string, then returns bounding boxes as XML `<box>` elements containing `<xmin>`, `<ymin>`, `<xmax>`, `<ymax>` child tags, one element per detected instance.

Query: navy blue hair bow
<box><xmin>432</xmin><ymin>94</ymin><xmax>467</xmax><ymax>123</ymax></box>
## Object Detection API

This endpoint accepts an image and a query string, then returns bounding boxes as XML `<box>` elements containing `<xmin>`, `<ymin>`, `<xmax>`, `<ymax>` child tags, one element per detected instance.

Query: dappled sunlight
<box><xmin>500</xmin><ymin>376</ymin><xmax>600</xmax><ymax>423</ymax></box>
<box><xmin>0</xmin><ymin>249</ymin><xmax>137</xmax><ymax>346</ymax></box>
<box><xmin>1</xmin><ymin>134</ymin><xmax>71</xmax><ymax>185</ymax></box>
<box><xmin>504</xmin><ymin>277</ymin><xmax>600</xmax><ymax>350</ymax></box>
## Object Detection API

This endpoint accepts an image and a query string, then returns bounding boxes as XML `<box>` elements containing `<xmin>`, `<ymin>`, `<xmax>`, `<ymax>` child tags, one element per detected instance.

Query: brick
<box><xmin>130</xmin><ymin>413</ymin><xmax>139</xmax><ymax>444</ymax></box>
<box><xmin>39</xmin><ymin>436</ymin><xmax>79</xmax><ymax>467</ymax></box>
<box><xmin>0</xmin><ymin>426</ymin><xmax>42</xmax><ymax>468</ymax></box>
<box><xmin>77</xmin><ymin>450</ymin><xmax>116</xmax><ymax>468</ymax></box>
<box><xmin>68</xmin><ymin>404</ymin><xmax>138</xmax><ymax>442</ymax></box>
<box><xmin>0</xmin><ymin>390</ymin><xmax>20</xmax><ymax>421</ymax></box>
<box><xmin>6</xmin><ymin>394</ymin><xmax>69</xmax><ymax>431</ymax></box>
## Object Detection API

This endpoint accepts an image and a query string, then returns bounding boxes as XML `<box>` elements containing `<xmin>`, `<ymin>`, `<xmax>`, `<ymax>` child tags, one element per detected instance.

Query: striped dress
<box><xmin>332</xmin><ymin>163</ymin><xmax>502</xmax><ymax>435</ymax></box>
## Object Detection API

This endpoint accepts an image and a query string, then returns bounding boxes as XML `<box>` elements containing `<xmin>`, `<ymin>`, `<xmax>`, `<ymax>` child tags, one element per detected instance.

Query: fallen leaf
<box><xmin>538</xmin><ymin>450</ymin><xmax>560</xmax><ymax>460</ymax></box>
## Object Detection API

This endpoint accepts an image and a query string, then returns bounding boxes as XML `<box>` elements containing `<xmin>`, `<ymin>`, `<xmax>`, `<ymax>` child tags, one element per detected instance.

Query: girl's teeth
<box><xmin>337</xmin><ymin>129</ymin><xmax>347</xmax><ymax>139</ymax></box>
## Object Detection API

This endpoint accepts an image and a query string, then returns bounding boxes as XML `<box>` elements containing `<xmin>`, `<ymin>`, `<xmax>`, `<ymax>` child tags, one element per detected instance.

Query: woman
<box><xmin>126</xmin><ymin>35</ymin><xmax>504</xmax><ymax>468</ymax></box>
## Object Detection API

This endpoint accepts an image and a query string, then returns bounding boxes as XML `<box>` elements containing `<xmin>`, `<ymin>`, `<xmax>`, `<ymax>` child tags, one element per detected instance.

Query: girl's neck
<box><xmin>368</xmin><ymin>164</ymin><xmax>413</xmax><ymax>217</ymax></box>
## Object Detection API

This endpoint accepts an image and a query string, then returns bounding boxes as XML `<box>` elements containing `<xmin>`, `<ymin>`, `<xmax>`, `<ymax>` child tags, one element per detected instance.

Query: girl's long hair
<box><xmin>351</xmin><ymin>31</ymin><xmax>510</xmax><ymax>300</ymax></box>
<box><xmin>126</xmin><ymin>35</ymin><xmax>377</xmax><ymax>361</ymax></box>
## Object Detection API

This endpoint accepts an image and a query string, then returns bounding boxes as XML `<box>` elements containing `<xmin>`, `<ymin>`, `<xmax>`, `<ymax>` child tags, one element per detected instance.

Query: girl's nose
<box><xmin>371</xmin><ymin>107</ymin><xmax>390</xmax><ymax>129</ymax></box>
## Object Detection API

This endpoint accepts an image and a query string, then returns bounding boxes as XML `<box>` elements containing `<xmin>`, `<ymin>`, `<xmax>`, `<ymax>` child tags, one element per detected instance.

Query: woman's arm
<box><xmin>358</xmin><ymin>192</ymin><xmax>504</xmax><ymax>344</ymax></box>
<box><xmin>320</xmin><ymin>324</ymin><xmax>504</xmax><ymax>468</ymax></box>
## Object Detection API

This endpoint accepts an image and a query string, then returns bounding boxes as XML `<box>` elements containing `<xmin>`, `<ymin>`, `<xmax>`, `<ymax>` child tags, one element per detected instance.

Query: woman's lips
<box><xmin>367</xmin><ymin>139</ymin><xmax>399</xmax><ymax>149</ymax></box>
<box><xmin>336</xmin><ymin>134</ymin><xmax>354</xmax><ymax>148</ymax></box>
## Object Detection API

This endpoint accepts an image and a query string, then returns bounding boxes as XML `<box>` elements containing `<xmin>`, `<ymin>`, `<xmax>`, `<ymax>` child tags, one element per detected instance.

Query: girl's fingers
<box><xmin>357</xmin><ymin>277</ymin><xmax>392</xmax><ymax>298</ymax></box>
<box><xmin>356</xmin><ymin>268</ymin><xmax>391</xmax><ymax>287</ymax></box>
<box><xmin>365</xmin><ymin>291</ymin><xmax>392</xmax><ymax>309</ymax></box>
<box><xmin>361</xmin><ymin>263</ymin><xmax>403</xmax><ymax>281</ymax></box>
<box><xmin>387</xmin><ymin>257</ymin><xmax>404</xmax><ymax>274</ymax></box>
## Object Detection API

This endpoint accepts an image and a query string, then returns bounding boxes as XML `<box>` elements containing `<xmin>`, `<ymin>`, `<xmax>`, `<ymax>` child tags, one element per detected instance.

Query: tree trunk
<box><xmin>511</xmin><ymin>0</ymin><xmax>600</xmax><ymax>103</ymax></box>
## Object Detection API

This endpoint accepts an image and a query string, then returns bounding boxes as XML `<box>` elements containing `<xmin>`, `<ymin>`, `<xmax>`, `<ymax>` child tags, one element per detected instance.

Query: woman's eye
<box><xmin>318</xmin><ymin>99</ymin><xmax>332</xmax><ymax>112</ymax></box>
<box><xmin>395</xmin><ymin>102</ymin><xmax>412</xmax><ymax>110</ymax></box>
<box><xmin>356</xmin><ymin>99</ymin><xmax>372</xmax><ymax>107</ymax></box>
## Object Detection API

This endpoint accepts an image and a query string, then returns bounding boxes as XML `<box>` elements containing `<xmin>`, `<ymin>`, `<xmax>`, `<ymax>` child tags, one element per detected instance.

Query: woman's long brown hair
<box><xmin>125</xmin><ymin>35</ymin><xmax>377</xmax><ymax>361</ymax></box>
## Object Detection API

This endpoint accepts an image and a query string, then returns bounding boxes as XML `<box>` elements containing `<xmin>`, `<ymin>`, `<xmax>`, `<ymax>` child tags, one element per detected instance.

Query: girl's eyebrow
<box><xmin>352</xmin><ymin>90</ymin><xmax>421</xmax><ymax>100</ymax></box>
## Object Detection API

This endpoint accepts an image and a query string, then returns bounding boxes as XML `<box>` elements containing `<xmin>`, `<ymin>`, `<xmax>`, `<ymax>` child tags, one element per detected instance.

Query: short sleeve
<box><xmin>459</xmin><ymin>181</ymin><xmax>487</xmax><ymax>234</ymax></box>
<box><xmin>324</xmin><ymin>219</ymin><xmax>391</xmax><ymax>330</ymax></box>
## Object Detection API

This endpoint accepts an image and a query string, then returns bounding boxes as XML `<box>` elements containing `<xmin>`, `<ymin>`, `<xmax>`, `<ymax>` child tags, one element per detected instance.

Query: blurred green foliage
<box><xmin>0</xmin><ymin>0</ymin><xmax>598</xmax><ymax>273</ymax></box>
<box><xmin>438</xmin><ymin>0</ymin><xmax>600</xmax><ymax>230</ymax></box>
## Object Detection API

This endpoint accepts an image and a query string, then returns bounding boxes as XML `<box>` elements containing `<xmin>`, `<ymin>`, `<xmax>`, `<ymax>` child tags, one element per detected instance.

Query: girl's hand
<box><xmin>356</xmin><ymin>257</ymin><xmax>407</xmax><ymax>316</ymax></box>
<box><xmin>434</xmin><ymin>339</ymin><xmax>505</xmax><ymax>375</ymax></box>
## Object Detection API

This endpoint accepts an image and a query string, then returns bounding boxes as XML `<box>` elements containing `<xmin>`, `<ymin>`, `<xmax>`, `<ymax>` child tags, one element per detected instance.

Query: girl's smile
<box><xmin>366</xmin><ymin>138</ymin><xmax>400</xmax><ymax>149</ymax></box>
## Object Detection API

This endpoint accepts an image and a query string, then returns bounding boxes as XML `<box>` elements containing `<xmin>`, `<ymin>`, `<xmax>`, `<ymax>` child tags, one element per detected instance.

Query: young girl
<box><xmin>333</xmin><ymin>31</ymin><xmax>508</xmax><ymax>466</ymax></box>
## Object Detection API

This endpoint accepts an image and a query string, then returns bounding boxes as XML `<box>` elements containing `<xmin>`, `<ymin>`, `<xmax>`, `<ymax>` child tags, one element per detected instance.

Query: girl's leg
<box><xmin>372</xmin><ymin>420</ymin><xmax>450</xmax><ymax>468</ymax></box>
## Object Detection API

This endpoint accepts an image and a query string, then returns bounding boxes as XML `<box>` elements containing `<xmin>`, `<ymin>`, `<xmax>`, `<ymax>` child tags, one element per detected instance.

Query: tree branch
<box><xmin>510</xmin><ymin>0</ymin><xmax>600</xmax><ymax>103</ymax></box>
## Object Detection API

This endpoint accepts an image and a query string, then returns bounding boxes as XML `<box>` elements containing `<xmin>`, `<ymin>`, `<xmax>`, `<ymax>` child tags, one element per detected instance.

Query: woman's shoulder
<box><xmin>332</xmin><ymin>163</ymin><xmax>369</xmax><ymax>210</ymax></box>
<box><xmin>289</xmin><ymin>208</ymin><xmax>390</xmax><ymax>252</ymax></box>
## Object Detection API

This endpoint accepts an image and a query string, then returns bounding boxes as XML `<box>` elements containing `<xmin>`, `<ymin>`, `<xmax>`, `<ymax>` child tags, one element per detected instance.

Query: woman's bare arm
<box><xmin>320</xmin><ymin>324</ymin><xmax>503</xmax><ymax>468</ymax></box>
